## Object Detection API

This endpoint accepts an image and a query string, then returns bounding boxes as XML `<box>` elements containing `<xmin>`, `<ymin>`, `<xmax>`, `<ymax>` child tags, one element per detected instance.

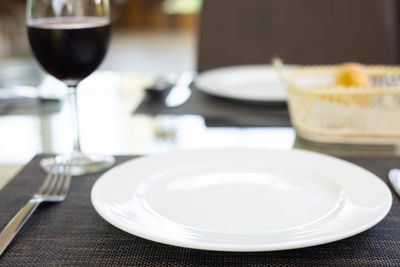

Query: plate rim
<box><xmin>91</xmin><ymin>148</ymin><xmax>392</xmax><ymax>252</ymax></box>
<box><xmin>194</xmin><ymin>64</ymin><xmax>297</xmax><ymax>102</ymax></box>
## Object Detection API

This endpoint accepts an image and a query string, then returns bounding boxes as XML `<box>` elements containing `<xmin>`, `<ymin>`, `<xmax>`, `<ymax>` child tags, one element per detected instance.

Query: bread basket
<box><xmin>275</xmin><ymin>60</ymin><xmax>400</xmax><ymax>144</ymax></box>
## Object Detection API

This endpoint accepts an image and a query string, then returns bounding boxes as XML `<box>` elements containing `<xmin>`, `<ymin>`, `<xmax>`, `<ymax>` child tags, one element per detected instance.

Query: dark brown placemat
<box><xmin>135</xmin><ymin>88</ymin><xmax>291</xmax><ymax>127</ymax></box>
<box><xmin>0</xmin><ymin>155</ymin><xmax>399</xmax><ymax>266</ymax></box>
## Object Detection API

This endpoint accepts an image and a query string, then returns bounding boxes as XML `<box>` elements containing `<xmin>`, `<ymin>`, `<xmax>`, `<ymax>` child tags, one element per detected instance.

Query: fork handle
<box><xmin>0</xmin><ymin>199</ymin><xmax>40</xmax><ymax>256</ymax></box>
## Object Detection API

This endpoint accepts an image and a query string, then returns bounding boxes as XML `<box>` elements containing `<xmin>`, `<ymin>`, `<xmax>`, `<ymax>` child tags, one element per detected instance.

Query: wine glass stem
<box><xmin>67</xmin><ymin>85</ymin><xmax>82</xmax><ymax>155</ymax></box>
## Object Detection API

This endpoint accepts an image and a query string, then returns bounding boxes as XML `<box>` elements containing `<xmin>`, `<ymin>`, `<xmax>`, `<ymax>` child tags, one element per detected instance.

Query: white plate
<box><xmin>194</xmin><ymin>65</ymin><xmax>296</xmax><ymax>102</ymax></box>
<box><xmin>91</xmin><ymin>149</ymin><xmax>392</xmax><ymax>252</ymax></box>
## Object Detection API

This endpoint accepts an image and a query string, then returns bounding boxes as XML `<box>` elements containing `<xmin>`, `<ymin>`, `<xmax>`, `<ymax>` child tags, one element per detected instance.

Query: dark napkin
<box><xmin>135</xmin><ymin>87</ymin><xmax>291</xmax><ymax>127</ymax></box>
<box><xmin>0</xmin><ymin>155</ymin><xmax>399</xmax><ymax>266</ymax></box>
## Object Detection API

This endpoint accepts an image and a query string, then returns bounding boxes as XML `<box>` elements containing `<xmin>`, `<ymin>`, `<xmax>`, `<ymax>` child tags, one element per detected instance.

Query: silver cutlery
<box><xmin>165</xmin><ymin>71</ymin><xmax>196</xmax><ymax>108</ymax></box>
<box><xmin>388</xmin><ymin>169</ymin><xmax>400</xmax><ymax>197</ymax></box>
<box><xmin>144</xmin><ymin>75</ymin><xmax>176</xmax><ymax>99</ymax></box>
<box><xmin>0</xmin><ymin>161</ymin><xmax>72</xmax><ymax>256</ymax></box>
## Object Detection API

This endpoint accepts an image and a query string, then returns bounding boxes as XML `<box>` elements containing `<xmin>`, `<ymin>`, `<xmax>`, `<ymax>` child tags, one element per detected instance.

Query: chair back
<box><xmin>197</xmin><ymin>0</ymin><xmax>398</xmax><ymax>72</ymax></box>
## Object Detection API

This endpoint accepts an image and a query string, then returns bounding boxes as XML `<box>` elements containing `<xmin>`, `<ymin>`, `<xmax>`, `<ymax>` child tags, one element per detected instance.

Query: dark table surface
<box><xmin>0</xmin><ymin>154</ymin><xmax>399</xmax><ymax>266</ymax></box>
<box><xmin>135</xmin><ymin>87</ymin><xmax>291</xmax><ymax>127</ymax></box>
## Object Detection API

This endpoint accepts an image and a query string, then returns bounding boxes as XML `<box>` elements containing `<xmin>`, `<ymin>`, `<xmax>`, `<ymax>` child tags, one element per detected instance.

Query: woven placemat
<box><xmin>0</xmin><ymin>155</ymin><xmax>399</xmax><ymax>266</ymax></box>
<box><xmin>135</xmin><ymin>88</ymin><xmax>290</xmax><ymax>127</ymax></box>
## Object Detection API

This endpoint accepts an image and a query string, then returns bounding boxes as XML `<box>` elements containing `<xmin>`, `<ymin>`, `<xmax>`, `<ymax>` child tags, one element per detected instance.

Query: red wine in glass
<box><xmin>28</xmin><ymin>17</ymin><xmax>111</xmax><ymax>84</ymax></box>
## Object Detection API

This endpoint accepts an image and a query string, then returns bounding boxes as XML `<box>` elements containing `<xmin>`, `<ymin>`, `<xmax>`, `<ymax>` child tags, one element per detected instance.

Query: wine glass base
<box><xmin>40</xmin><ymin>153</ymin><xmax>115</xmax><ymax>176</ymax></box>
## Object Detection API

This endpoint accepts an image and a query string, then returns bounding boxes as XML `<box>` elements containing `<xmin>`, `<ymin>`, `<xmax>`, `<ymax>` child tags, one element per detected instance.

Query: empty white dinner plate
<box><xmin>194</xmin><ymin>65</ymin><xmax>297</xmax><ymax>102</ymax></box>
<box><xmin>91</xmin><ymin>148</ymin><xmax>392</xmax><ymax>252</ymax></box>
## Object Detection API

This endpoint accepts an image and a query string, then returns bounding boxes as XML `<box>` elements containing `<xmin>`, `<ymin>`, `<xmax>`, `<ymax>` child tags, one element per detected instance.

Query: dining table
<box><xmin>1</xmin><ymin>67</ymin><xmax>400</xmax><ymax>266</ymax></box>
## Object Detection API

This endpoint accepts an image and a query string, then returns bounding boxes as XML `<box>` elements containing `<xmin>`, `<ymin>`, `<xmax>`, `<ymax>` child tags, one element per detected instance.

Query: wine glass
<box><xmin>27</xmin><ymin>0</ymin><xmax>115</xmax><ymax>175</ymax></box>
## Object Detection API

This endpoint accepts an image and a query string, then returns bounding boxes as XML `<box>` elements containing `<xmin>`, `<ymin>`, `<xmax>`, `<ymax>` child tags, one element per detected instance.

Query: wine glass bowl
<box><xmin>27</xmin><ymin>0</ymin><xmax>114</xmax><ymax>175</ymax></box>
<box><xmin>27</xmin><ymin>18</ymin><xmax>111</xmax><ymax>86</ymax></box>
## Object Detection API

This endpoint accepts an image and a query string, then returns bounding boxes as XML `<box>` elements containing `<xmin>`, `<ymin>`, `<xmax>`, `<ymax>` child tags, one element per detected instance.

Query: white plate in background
<box><xmin>194</xmin><ymin>65</ymin><xmax>297</xmax><ymax>102</ymax></box>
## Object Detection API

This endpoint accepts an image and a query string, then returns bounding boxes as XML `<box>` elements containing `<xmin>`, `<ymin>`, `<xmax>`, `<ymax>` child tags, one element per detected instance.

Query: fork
<box><xmin>0</xmin><ymin>161</ymin><xmax>72</xmax><ymax>256</ymax></box>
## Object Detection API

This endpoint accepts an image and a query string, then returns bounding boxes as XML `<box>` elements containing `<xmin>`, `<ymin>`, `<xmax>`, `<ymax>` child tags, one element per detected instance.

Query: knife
<box><xmin>388</xmin><ymin>169</ymin><xmax>400</xmax><ymax>197</ymax></box>
<box><xmin>165</xmin><ymin>71</ymin><xmax>196</xmax><ymax>108</ymax></box>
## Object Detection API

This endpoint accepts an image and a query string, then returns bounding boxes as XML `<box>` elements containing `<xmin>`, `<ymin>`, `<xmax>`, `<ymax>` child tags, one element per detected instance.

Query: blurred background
<box><xmin>0</xmin><ymin>0</ymin><xmax>202</xmax><ymax>186</ymax></box>
<box><xmin>0</xmin><ymin>0</ymin><xmax>201</xmax><ymax>77</ymax></box>
<box><xmin>1</xmin><ymin>0</ymin><xmax>400</xmax><ymax>185</ymax></box>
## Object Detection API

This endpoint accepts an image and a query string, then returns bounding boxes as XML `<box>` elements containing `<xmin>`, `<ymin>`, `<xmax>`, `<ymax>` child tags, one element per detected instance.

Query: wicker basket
<box><xmin>278</xmin><ymin>63</ymin><xmax>400</xmax><ymax>144</ymax></box>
